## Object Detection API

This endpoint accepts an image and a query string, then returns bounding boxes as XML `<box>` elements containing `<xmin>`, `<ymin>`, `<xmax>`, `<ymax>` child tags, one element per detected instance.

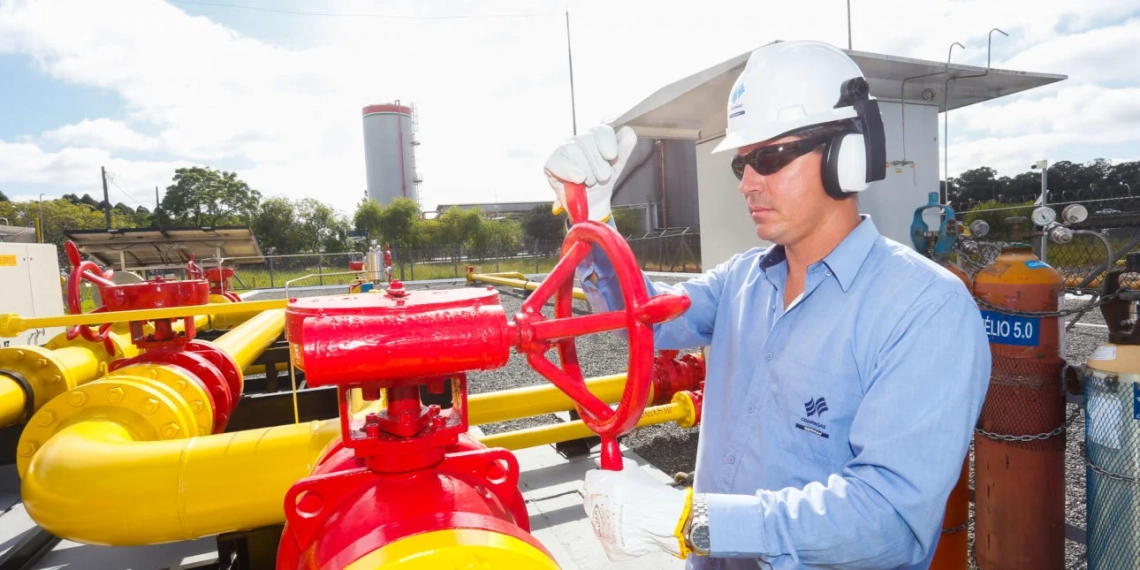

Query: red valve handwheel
<box><xmin>64</xmin><ymin>241</ymin><xmax>118</xmax><ymax>354</ymax></box>
<box><xmin>186</xmin><ymin>254</ymin><xmax>204</xmax><ymax>280</ymax></box>
<box><xmin>517</xmin><ymin>183</ymin><xmax>690</xmax><ymax>471</ymax></box>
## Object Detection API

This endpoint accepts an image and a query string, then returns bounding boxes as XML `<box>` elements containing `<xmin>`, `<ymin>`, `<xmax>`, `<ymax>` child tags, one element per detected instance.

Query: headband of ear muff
<box><xmin>821</xmin><ymin>78</ymin><xmax>887</xmax><ymax>200</ymax></box>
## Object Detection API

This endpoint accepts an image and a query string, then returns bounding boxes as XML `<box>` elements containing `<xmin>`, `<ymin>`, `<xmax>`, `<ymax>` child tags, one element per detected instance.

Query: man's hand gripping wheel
<box><xmin>513</xmin><ymin>183</ymin><xmax>690</xmax><ymax>471</ymax></box>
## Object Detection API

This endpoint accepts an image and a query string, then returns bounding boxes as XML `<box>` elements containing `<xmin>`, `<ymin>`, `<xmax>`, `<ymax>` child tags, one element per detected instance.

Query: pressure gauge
<box><xmin>1062</xmin><ymin>204</ymin><xmax>1088</xmax><ymax>224</ymax></box>
<box><xmin>1032</xmin><ymin>207</ymin><xmax>1057</xmax><ymax>227</ymax></box>
<box><xmin>969</xmin><ymin>220</ymin><xmax>990</xmax><ymax>238</ymax></box>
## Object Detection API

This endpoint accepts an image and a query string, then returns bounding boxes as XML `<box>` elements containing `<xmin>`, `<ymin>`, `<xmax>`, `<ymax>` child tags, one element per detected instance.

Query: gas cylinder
<box><xmin>1079</xmin><ymin>252</ymin><xmax>1140</xmax><ymax>570</ymax></box>
<box><xmin>972</xmin><ymin>243</ymin><xmax>1067</xmax><ymax>570</ymax></box>
<box><xmin>931</xmin><ymin>262</ymin><xmax>972</xmax><ymax>570</ymax></box>
<box><xmin>909</xmin><ymin>192</ymin><xmax>973</xmax><ymax>570</ymax></box>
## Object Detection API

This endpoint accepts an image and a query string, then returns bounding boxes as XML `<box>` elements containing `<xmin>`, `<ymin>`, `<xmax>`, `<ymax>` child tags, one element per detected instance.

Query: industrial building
<box><xmin>608</xmin><ymin>41</ymin><xmax>1065</xmax><ymax>268</ymax></box>
<box><xmin>361</xmin><ymin>102</ymin><xmax>421</xmax><ymax>208</ymax></box>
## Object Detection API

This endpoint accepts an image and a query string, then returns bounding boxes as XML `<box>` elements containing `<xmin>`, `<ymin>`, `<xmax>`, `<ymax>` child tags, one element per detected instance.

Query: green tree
<box><xmin>0</xmin><ymin>199</ymin><xmax>138</xmax><ymax>264</ymax></box>
<box><xmin>252</xmin><ymin>197</ymin><xmax>300</xmax><ymax>253</ymax></box>
<box><xmin>0</xmin><ymin>189</ymin><xmax>8</xmax><ymax>202</ymax></box>
<box><xmin>113</xmin><ymin>202</ymin><xmax>134</xmax><ymax>216</ymax></box>
<box><xmin>437</xmin><ymin>207</ymin><xmax>483</xmax><ymax>245</ymax></box>
<box><xmin>379</xmin><ymin>197</ymin><xmax>422</xmax><ymax>246</ymax></box>
<box><xmin>612</xmin><ymin>208</ymin><xmax>644</xmax><ymax>237</ymax></box>
<box><xmin>523</xmin><ymin>203</ymin><xmax>566</xmax><ymax>244</ymax></box>
<box><xmin>157</xmin><ymin>166</ymin><xmax>261</xmax><ymax>227</ymax></box>
<box><xmin>353</xmin><ymin>199</ymin><xmax>384</xmax><ymax>243</ymax></box>
<box><xmin>79</xmin><ymin>194</ymin><xmax>99</xmax><ymax>209</ymax></box>
<box><xmin>294</xmin><ymin>198</ymin><xmax>348</xmax><ymax>253</ymax></box>
<box><xmin>61</xmin><ymin>193</ymin><xmax>80</xmax><ymax>205</ymax></box>
<box><xmin>470</xmin><ymin>218</ymin><xmax>522</xmax><ymax>259</ymax></box>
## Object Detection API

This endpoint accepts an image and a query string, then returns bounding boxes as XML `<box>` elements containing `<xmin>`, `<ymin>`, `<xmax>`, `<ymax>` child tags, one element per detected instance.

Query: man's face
<box><xmin>736</xmin><ymin>135</ymin><xmax>829</xmax><ymax>245</ymax></box>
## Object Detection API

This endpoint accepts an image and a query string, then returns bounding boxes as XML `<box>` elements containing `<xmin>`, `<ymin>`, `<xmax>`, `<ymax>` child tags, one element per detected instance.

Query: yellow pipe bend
<box><xmin>21</xmin><ymin>418</ymin><xmax>340</xmax><ymax>546</ymax></box>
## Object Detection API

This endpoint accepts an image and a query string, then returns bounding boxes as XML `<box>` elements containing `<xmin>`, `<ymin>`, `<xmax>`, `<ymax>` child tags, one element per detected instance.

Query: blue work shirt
<box><xmin>578</xmin><ymin>216</ymin><xmax>991</xmax><ymax>570</ymax></box>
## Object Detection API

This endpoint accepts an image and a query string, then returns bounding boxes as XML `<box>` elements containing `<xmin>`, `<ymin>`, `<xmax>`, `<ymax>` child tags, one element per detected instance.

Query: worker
<box><xmin>542</xmin><ymin>40</ymin><xmax>991</xmax><ymax>570</ymax></box>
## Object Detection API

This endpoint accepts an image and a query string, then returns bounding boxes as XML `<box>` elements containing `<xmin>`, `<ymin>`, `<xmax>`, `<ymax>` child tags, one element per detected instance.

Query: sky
<box><xmin>2</xmin><ymin>0</ymin><xmax>1140</xmax><ymax>219</ymax></box>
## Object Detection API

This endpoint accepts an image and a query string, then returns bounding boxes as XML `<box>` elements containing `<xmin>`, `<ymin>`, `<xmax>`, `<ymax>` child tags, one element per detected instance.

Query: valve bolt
<box><xmin>18</xmin><ymin>442</ymin><xmax>37</xmax><ymax>457</ymax></box>
<box><xmin>107</xmin><ymin>387</ymin><xmax>125</xmax><ymax>403</ymax></box>
<box><xmin>68</xmin><ymin>391</ymin><xmax>87</xmax><ymax>407</ymax></box>
<box><xmin>161</xmin><ymin>424</ymin><xmax>181</xmax><ymax>439</ymax></box>
<box><xmin>35</xmin><ymin>412</ymin><xmax>54</xmax><ymax>427</ymax></box>
<box><xmin>142</xmin><ymin>398</ymin><xmax>159</xmax><ymax>415</ymax></box>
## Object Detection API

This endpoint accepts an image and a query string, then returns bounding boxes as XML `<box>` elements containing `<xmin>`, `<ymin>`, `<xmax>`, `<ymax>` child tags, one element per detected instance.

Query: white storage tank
<box><xmin>362</xmin><ymin>102</ymin><xmax>419</xmax><ymax>206</ymax></box>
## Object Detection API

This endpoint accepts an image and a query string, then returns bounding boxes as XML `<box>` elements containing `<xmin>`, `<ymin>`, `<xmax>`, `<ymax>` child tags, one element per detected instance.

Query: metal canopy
<box><xmin>63</xmin><ymin>226</ymin><xmax>264</xmax><ymax>271</ymax></box>
<box><xmin>610</xmin><ymin>43</ymin><xmax>1067</xmax><ymax>141</ymax></box>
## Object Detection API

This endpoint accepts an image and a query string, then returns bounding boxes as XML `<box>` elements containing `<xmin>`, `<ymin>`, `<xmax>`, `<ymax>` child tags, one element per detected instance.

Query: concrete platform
<box><xmin>0</xmin><ymin>438</ymin><xmax>685</xmax><ymax>569</ymax></box>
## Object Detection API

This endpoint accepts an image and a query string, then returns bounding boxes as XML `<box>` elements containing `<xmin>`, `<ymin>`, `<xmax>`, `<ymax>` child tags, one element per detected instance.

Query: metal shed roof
<box><xmin>63</xmin><ymin>226</ymin><xmax>264</xmax><ymax>271</ymax></box>
<box><xmin>610</xmin><ymin>43</ymin><xmax>1067</xmax><ymax>141</ymax></box>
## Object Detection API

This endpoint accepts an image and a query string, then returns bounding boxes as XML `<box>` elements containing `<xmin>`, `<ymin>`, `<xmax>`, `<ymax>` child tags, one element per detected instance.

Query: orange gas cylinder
<box><xmin>929</xmin><ymin>262</ymin><xmax>972</xmax><ymax>570</ymax></box>
<box><xmin>972</xmin><ymin>244</ymin><xmax>1066</xmax><ymax>570</ymax></box>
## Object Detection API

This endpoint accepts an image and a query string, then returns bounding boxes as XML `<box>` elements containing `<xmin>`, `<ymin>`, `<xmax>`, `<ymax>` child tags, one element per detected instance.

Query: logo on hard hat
<box><xmin>730</xmin><ymin>83</ymin><xmax>746</xmax><ymax>105</ymax></box>
<box><xmin>729</xmin><ymin>83</ymin><xmax>747</xmax><ymax>118</ymax></box>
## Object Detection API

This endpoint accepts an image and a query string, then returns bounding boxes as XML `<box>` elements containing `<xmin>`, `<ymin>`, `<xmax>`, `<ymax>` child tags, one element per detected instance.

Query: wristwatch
<box><xmin>688</xmin><ymin>493</ymin><xmax>711</xmax><ymax>556</ymax></box>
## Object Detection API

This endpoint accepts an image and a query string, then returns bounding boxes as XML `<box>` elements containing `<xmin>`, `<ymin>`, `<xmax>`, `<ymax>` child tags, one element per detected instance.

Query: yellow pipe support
<box><xmin>242</xmin><ymin>361</ymin><xmax>291</xmax><ymax>377</ymax></box>
<box><xmin>477</xmin><ymin>391</ymin><xmax>698</xmax><ymax>451</ymax></box>
<box><xmin>0</xmin><ymin>299</ymin><xmax>288</xmax><ymax>338</ymax></box>
<box><xmin>467</xmin><ymin>373</ymin><xmax>630</xmax><ymax>426</ymax></box>
<box><xmin>466</xmin><ymin>271</ymin><xmax>588</xmax><ymax>301</ymax></box>
<box><xmin>209</xmin><ymin>309</ymin><xmax>286</xmax><ymax>371</ymax></box>
<box><xmin>20</xmin><ymin>418</ymin><xmax>340</xmax><ymax>546</ymax></box>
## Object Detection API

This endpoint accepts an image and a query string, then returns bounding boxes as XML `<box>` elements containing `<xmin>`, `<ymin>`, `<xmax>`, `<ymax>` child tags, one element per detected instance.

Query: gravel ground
<box><xmin>251</xmin><ymin>277</ymin><xmax>1111</xmax><ymax>568</ymax></box>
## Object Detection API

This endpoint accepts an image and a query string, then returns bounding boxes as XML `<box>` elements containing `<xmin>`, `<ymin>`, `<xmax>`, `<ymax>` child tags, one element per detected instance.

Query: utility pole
<box><xmin>155</xmin><ymin>186</ymin><xmax>160</xmax><ymax>211</ymax></box>
<box><xmin>565</xmin><ymin>9</ymin><xmax>578</xmax><ymax>136</ymax></box>
<box><xmin>100</xmin><ymin>166</ymin><xmax>111</xmax><ymax>230</ymax></box>
<box><xmin>38</xmin><ymin>193</ymin><xmax>45</xmax><ymax>244</ymax></box>
<box><xmin>847</xmin><ymin>0</ymin><xmax>852</xmax><ymax>50</ymax></box>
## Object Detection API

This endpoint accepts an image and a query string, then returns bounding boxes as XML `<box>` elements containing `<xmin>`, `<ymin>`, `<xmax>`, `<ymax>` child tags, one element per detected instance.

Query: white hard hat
<box><xmin>714</xmin><ymin>40</ymin><xmax>866</xmax><ymax>154</ymax></box>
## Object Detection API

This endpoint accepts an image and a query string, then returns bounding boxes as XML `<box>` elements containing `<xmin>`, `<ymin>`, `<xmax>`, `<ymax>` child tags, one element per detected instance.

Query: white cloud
<box><xmin>2</xmin><ymin>0</ymin><xmax>1140</xmax><ymax>216</ymax></box>
<box><xmin>42</xmin><ymin>118</ymin><xmax>159</xmax><ymax>151</ymax></box>
<box><xmin>0</xmin><ymin>140</ymin><xmax>185</xmax><ymax>206</ymax></box>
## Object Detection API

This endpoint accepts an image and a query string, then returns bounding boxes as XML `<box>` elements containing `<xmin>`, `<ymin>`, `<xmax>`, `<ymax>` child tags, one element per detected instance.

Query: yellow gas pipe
<box><xmin>21</xmin><ymin>418</ymin><xmax>340</xmax><ymax>546</ymax></box>
<box><xmin>477</xmin><ymin>391</ymin><xmax>699</xmax><ymax>450</ymax></box>
<box><xmin>467</xmin><ymin>373</ymin><xmax>629</xmax><ymax>426</ymax></box>
<box><xmin>466</xmin><ymin>270</ymin><xmax>588</xmax><ymax>301</ymax></box>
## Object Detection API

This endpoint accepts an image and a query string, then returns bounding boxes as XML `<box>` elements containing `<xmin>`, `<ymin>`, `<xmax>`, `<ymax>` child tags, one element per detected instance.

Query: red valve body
<box><xmin>285</xmin><ymin>288</ymin><xmax>512</xmax><ymax>386</ymax></box>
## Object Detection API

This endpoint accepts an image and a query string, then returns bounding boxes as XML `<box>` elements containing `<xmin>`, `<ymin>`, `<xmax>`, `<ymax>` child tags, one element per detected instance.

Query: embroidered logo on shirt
<box><xmin>804</xmin><ymin>397</ymin><xmax>829</xmax><ymax>418</ymax></box>
<box><xmin>797</xmin><ymin>396</ymin><xmax>831</xmax><ymax>439</ymax></box>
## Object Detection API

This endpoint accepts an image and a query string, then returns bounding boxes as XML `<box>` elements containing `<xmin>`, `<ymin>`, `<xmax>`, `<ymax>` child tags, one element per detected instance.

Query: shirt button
<box><xmin>826</xmin><ymin>270</ymin><xmax>833</xmax><ymax>277</ymax></box>
<box><xmin>748</xmin><ymin>405</ymin><xmax>756</xmax><ymax>413</ymax></box>
<box><xmin>727</xmin><ymin>455</ymin><xmax>736</xmax><ymax>464</ymax></box>
<box><xmin>765</xmin><ymin>353</ymin><xmax>772</xmax><ymax>361</ymax></box>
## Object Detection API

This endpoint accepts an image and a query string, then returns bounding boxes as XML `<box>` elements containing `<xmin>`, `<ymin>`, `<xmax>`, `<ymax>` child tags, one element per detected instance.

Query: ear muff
<box><xmin>821</xmin><ymin>132</ymin><xmax>869</xmax><ymax>199</ymax></box>
<box><xmin>822</xmin><ymin>80</ymin><xmax>888</xmax><ymax>200</ymax></box>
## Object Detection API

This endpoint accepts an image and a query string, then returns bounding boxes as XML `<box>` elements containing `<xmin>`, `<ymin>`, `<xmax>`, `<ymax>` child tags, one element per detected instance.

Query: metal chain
<box><xmin>974</xmin><ymin>291</ymin><xmax>1119</xmax><ymax>319</ymax></box>
<box><xmin>941</xmin><ymin>520</ymin><xmax>969</xmax><ymax>535</ymax></box>
<box><xmin>1081</xmin><ymin>443</ymin><xmax>1140</xmax><ymax>483</ymax></box>
<box><xmin>974</xmin><ymin>406</ymin><xmax>1082</xmax><ymax>442</ymax></box>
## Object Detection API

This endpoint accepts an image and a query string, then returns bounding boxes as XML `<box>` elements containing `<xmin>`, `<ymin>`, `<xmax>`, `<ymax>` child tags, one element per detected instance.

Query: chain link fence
<box><xmin>626</xmin><ymin>229</ymin><xmax>702</xmax><ymax>273</ymax></box>
<box><xmin>183</xmin><ymin>233</ymin><xmax>703</xmax><ymax>292</ymax></box>
<box><xmin>955</xmin><ymin>197</ymin><xmax>1140</xmax><ymax>292</ymax></box>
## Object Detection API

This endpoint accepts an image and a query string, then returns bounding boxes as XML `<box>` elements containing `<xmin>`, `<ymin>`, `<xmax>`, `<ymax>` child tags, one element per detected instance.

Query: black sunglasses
<box><xmin>730</xmin><ymin>136</ymin><xmax>829</xmax><ymax>180</ymax></box>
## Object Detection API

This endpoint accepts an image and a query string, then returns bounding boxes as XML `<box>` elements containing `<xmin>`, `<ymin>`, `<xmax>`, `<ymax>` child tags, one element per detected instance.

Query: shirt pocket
<box><xmin>769</xmin><ymin>358</ymin><xmax>863</xmax><ymax>469</ymax></box>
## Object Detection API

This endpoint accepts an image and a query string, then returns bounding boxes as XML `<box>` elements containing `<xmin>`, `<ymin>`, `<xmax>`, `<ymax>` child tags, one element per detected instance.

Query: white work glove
<box><xmin>582</xmin><ymin>457</ymin><xmax>693</xmax><ymax>561</ymax></box>
<box><xmin>544</xmin><ymin>124</ymin><xmax>638</xmax><ymax>223</ymax></box>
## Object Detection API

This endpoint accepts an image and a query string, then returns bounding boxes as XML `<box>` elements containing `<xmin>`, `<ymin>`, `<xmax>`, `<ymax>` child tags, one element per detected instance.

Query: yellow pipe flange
<box><xmin>671</xmin><ymin>390</ymin><xmax>698</xmax><ymax>429</ymax></box>
<box><xmin>113</xmin><ymin>364</ymin><xmax>214</xmax><ymax>436</ymax></box>
<box><xmin>0</xmin><ymin>347</ymin><xmax>88</xmax><ymax>426</ymax></box>
<box><xmin>17</xmin><ymin>376</ymin><xmax>198</xmax><ymax>476</ymax></box>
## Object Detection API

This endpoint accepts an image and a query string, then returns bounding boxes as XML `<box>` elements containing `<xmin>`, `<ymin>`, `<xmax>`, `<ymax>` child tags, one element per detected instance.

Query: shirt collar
<box><xmin>821</xmin><ymin>215</ymin><xmax>879</xmax><ymax>292</ymax></box>
<box><xmin>757</xmin><ymin>215</ymin><xmax>880</xmax><ymax>293</ymax></box>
